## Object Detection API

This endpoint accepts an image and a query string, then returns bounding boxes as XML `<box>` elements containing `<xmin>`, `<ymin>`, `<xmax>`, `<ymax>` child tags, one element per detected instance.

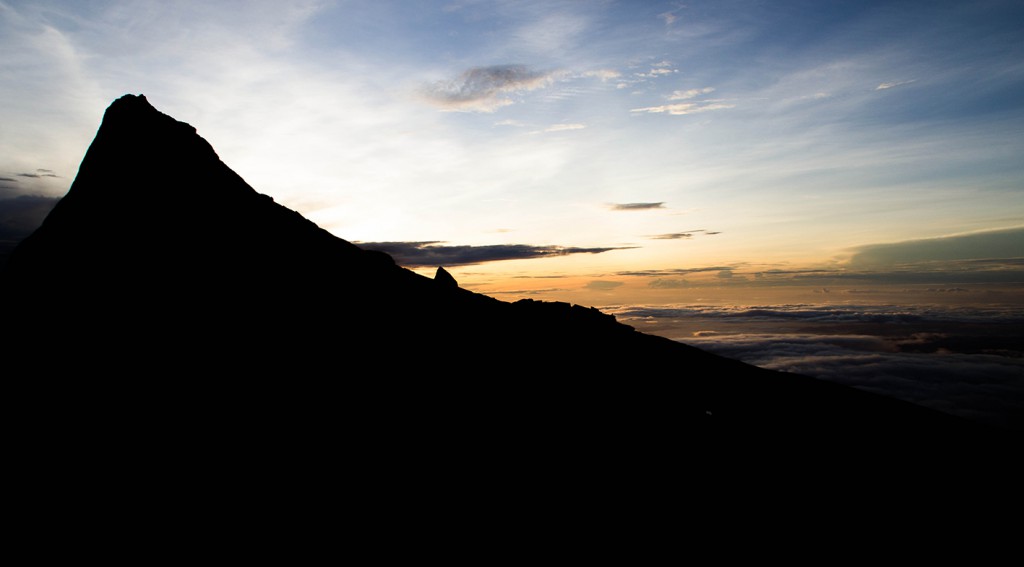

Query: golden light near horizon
<box><xmin>1</xmin><ymin>1</ymin><xmax>1022</xmax><ymax>310</ymax></box>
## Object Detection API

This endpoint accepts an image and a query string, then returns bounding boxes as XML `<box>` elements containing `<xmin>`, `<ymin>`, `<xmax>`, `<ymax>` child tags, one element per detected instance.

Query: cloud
<box><xmin>617</xmin><ymin>266</ymin><xmax>733</xmax><ymax>278</ymax></box>
<box><xmin>648</xmin><ymin>278</ymin><xmax>690</xmax><ymax>289</ymax></box>
<box><xmin>604</xmin><ymin>303</ymin><xmax>1024</xmax><ymax>429</ymax></box>
<box><xmin>611</xmin><ymin>202</ymin><xmax>664</xmax><ymax>210</ymax></box>
<box><xmin>607</xmin><ymin>249</ymin><xmax>1024</xmax><ymax>288</ymax></box>
<box><xmin>848</xmin><ymin>227</ymin><xmax>1024</xmax><ymax>268</ymax></box>
<box><xmin>630</xmin><ymin>83</ymin><xmax>732</xmax><ymax>115</ymax></box>
<box><xmin>634</xmin><ymin>68</ymin><xmax>677</xmax><ymax>78</ymax></box>
<box><xmin>648</xmin><ymin>229</ymin><xmax>717</xmax><ymax>240</ymax></box>
<box><xmin>719</xmin><ymin>270</ymin><xmax>748</xmax><ymax>282</ymax></box>
<box><xmin>422</xmin><ymin>65</ymin><xmax>560</xmax><ymax>113</ymax></box>
<box><xmin>606</xmin><ymin>304</ymin><xmax>1024</xmax><ymax>327</ymax></box>
<box><xmin>669</xmin><ymin>87</ymin><xmax>715</xmax><ymax>100</ymax></box>
<box><xmin>355</xmin><ymin>240</ymin><xmax>632</xmax><ymax>267</ymax></box>
<box><xmin>581</xmin><ymin>69</ymin><xmax>621</xmax><ymax>81</ymax></box>
<box><xmin>542</xmin><ymin>123</ymin><xmax>586</xmax><ymax>133</ymax></box>
<box><xmin>631</xmin><ymin>102</ymin><xmax>735</xmax><ymax>115</ymax></box>
<box><xmin>651</xmin><ymin>232</ymin><xmax>694</xmax><ymax>240</ymax></box>
<box><xmin>687</xmin><ymin>332</ymin><xmax>1024</xmax><ymax>430</ymax></box>
<box><xmin>16</xmin><ymin>170</ymin><xmax>59</xmax><ymax>178</ymax></box>
<box><xmin>487</xmin><ymin>286</ymin><xmax>571</xmax><ymax>297</ymax></box>
<box><xmin>876</xmin><ymin>79</ymin><xmax>916</xmax><ymax>90</ymax></box>
<box><xmin>585</xmin><ymin>280</ymin><xmax>624</xmax><ymax>291</ymax></box>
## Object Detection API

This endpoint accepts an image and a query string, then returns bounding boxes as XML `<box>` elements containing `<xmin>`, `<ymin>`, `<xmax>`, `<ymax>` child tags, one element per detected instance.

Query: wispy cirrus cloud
<box><xmin>614</xmin><ymin>61</ymin><xmax>679</xmax><ymax>90</ymax></box>
<box><xmin>631</xmin><ymin>83</ymin><xmax>733</xmax><ymax>115</ymax></box>
<box><xmin>669</xmin><ymin>87</ymin><xmax>715</xmax><ymax>100</ymax></box>
<box><xmin>631</xmin><ymin>101</ymin><xmax>735</xmax><ymax>115</ymax></box>
<box><xmin>421</xmin><ymin>65</ymin><xmax>561</xmax><ymax>113</ymax></box>
<box><xmin>580</xmin><ymin>69</ymin><xmax>621</xmax><ymax>81</ymax></box>
<box><xmin>540</xmin><ymin>123</ymin><xmax>586</xmax><ymax>133</ymax></box>
<box><xmin>876</xmin><ymin>79</ymin><xmax>916</xmax><ymax>90</ymax></box>
<box><xmin>635</xmin><ymin>67</ymin><xmax>676</xmax><ymax>78</ymax></box>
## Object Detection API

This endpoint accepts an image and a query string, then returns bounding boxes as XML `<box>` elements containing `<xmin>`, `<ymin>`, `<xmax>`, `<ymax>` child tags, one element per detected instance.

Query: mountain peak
<box><xmin>1</xmin><ymin>92</ymin><xmax>376</xmax><ymax>299</ymax></box>
<box><xmin>108</xmin><ymin>92</ymin><xmax>152</xmax><ymax>112</ymax></box>
<box><xmin>1</xmin><ymin>95</ymin><xmax>1000</xmax><ymax>450</ymax></box>
<box><xmin>96</xmin><ymin>93</ymin><xmax>198</xmax><ymax>144</ymax></box>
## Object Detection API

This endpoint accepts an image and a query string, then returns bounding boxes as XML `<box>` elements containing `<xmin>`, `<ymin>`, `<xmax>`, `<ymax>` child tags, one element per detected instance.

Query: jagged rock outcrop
<box><xmin>434</xmin><ymin>266</ymin><xmax>458</xmax><ymax>288</ymax></box>
<box><xmin>1</xmin><ymin>94</ymin><xmax>1001</xmax><ymax>457</ymax></box>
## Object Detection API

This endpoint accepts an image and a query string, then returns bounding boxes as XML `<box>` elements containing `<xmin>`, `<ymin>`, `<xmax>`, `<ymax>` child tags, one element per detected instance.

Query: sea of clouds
<box><xmin>605</xmin><ymin>304</ymin><xmax>1024</xmax><ymax>431</ymax></box>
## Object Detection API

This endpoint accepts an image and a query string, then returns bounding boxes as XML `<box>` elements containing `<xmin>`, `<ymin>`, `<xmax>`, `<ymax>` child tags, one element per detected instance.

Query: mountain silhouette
<box><xmin>2</xmin><ymin>95</ymin><xmax>1004</xmax><ymax>473</ymax></box>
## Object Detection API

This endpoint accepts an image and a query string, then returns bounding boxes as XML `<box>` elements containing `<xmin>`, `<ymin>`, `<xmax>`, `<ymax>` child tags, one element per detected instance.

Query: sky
<box><xmin>2</xmin><ymin>0</ymin><xmax>1022</xmax><ymax>308</ymax></box>
<box><xmin>2</xmin><ymin>1</ymin><xmax>1022</xmax><ymax>428</ymax></box>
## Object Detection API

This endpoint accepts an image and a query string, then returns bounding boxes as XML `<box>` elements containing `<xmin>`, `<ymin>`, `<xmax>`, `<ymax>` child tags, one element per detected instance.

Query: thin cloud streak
<box><xmin>611</xmin><ymin>202</ymin><xmax>664</xmax><ymax>210</ymax></box>
<box><xmin>876</xmin><ymin>80</ymin><xmax>916</xmax><ymax>90</ymax></box>
<box><xmin>651</xmin><ymin>232</ymin><xmax>695</xmax><ymax>240</ymax></box>
<box><xmin>648</xmin><ymin>229</ymin><xmax>718</xmax><ymax>240</ymax></box>
<box><xmin>542</xmin><ymin>123</ymin><xmax>586</xmax><ymax>132</ymax></box>
<box><xmin>630</xmin><ymin>101</ymin><xmax>735</xmax><ymax>115</ymax></box>
<box><xmin>669</xmin><ymin>87</ymin><xmax>715</xmax><ymax>100</ymax></box>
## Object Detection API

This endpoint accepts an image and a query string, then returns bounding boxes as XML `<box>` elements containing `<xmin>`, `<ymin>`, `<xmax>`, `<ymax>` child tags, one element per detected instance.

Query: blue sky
<box><xmin>2</xmin><ymin>0</ymin><xmax>1023</xmax><ymax>306</ymax></box>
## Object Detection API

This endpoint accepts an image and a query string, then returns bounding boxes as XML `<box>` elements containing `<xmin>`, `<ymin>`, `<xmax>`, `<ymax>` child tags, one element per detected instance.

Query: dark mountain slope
<box><xmin>2</xmin><ymin>95</ymin><xmax>1004</xmax><ymax>460</ymax></box>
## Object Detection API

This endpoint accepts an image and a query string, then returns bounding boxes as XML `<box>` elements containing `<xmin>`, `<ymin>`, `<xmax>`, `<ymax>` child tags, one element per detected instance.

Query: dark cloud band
<box><xmin>356</xmin><ymin>240</ymin><xmax>632</xmax><ymax>267</ymax></box>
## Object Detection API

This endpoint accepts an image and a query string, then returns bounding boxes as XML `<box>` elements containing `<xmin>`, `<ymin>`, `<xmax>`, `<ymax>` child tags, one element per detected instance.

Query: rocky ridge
<box><xmin>2</xmin><ymin>94</ymin><xmax>1002</xmax><ymax>455</ymax></box>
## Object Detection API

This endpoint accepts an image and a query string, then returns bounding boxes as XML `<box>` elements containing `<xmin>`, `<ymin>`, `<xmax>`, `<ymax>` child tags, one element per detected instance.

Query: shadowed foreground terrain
<box><xmin>3</xmin><ymin>96</ymin><xmax>1012</xmax><ymax>486</ymax></box>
